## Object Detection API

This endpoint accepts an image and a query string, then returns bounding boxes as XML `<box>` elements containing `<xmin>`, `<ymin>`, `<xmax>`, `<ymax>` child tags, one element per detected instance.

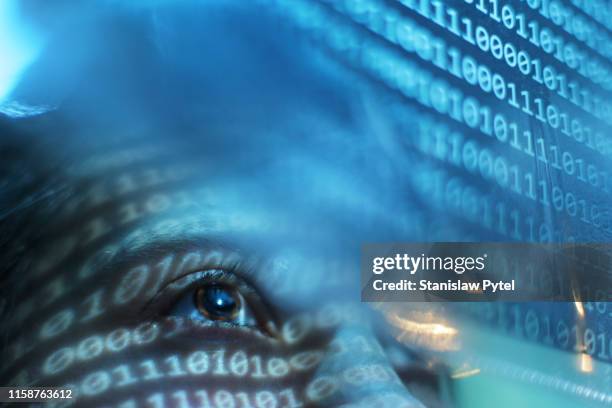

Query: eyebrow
<box><xmin>112</xmin><ymin>229</ymin><xmax>360</xmax><ymax>315</ymax></box>
<box><xmin>108</xmin><ymin>232</ymin><xmax>268</xmax><ymax>296</ymax></box>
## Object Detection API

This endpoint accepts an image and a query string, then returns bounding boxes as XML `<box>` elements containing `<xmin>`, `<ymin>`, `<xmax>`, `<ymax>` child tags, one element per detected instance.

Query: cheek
<box><xmin>15</xmin><ymin>322</ymin><xmax>322</xmax><ymax>407</ymax></box>
<box><xmin>5</xmin><ymin>303</ymin><xmax>419</xmax><ymax>408</ymax></box>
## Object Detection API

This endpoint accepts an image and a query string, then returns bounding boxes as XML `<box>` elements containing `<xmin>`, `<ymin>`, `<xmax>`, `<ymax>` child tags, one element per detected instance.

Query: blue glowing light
<box><xmin>0</xmin><ymin>0</ymin><xmax>42</xmax><ymax>104</ymax></box>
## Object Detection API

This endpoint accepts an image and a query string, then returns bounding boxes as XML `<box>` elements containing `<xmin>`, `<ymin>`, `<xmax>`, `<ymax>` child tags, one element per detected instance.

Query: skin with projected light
<box><xmin>0</xmin><ymin>4</ymin><xmax>454</xmax><ymax>407</ymax></box>
<box><xmin>2</xmin><ymin>2</ymin><xmax>609</xmax><ymax>408</ymax></box>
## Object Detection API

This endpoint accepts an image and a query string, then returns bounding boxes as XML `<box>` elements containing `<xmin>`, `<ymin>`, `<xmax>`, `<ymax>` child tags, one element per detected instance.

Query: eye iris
<box><xmin>195</xmin><ymin>284</ymin><xmax>240</xmax><ymax>321</ymax></box>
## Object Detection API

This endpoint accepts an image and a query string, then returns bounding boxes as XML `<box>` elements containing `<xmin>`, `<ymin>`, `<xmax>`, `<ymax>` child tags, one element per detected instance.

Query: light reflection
<box><xmin>385</xmin><ymin>311</ymin><xmax>459</xmax><ymax>351</ymax></box>
<box><xmin>574</xmin><ymin>300</ymin><xmax>585</xmax><ymax>319</ymax></box>
<box><xmin>0</xmin><ymin>0</ymin><xmax>43</xmax><ymax>103</ymax></box>
<box><xmin>450</xmin><ymin>367</ymin><xmax>480</xmax><ymax>379</ymax></box>
<box><xmin>579</xmin><ymin>353</ymin><xmax>593</xmax><ymax>374</ymax></box>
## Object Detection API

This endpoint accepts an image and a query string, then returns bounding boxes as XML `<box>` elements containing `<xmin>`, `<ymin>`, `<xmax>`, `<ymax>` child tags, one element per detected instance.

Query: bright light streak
<box><xmin>0</xmin><ymin>0</ymin><xmax>43</xmax><ymax>103</ymax></box>
<box><xmin>451</xmin><ymin>368</ymin><xmax>480</xmax><ymax>379</ymax></box>
<box><xmin>387</xmin><ymin>312</ymin><xmax>458</xmax><ymax>336</ymax></box>
<box><xmin>386</xmin><ymin>311</ymin><xmax>459</xmax><ymax>351</ymax></box>
<box><xmin>579</xmin><ymin>353</ymin><xmax>593</xmax><ymax>373</ymax></box>
<box><xmin>574</xmin><ymin>301</ymin><xmax>585</xmax><ymax>318</ymax></box>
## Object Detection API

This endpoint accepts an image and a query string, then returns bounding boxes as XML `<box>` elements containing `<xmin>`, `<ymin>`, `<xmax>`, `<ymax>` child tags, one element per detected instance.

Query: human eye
<box><xmin>148</xmin><ymin>267</ymin><xmax>278</xmax><ymax>337</ymax></box>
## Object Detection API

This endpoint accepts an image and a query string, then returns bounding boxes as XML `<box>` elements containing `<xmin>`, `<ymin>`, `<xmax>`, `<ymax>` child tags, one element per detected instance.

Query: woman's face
<box><xmin>3</xmin><ymin>1</ymin><xmax>611</xmax><ymax>407</ymax></box>
<box><xmin>0</xmin><ymin>4</ymin><xmax>452</xmax><ymax>406</ymax></box>
<box><xmin>0</xmin><ymin>106</ymin><xmax>447</xmax><ymax>408</ymax></box>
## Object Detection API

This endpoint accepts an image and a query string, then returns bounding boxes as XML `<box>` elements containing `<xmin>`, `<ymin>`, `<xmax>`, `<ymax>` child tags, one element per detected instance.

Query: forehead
<box><xmin>44</xmin><ymin>84</ymin><xmax>403</xmax><ymax>232</ymax></box>
<box><xmin>3</xmin><ymin>111</ymin><xmax>408</xmax><ymax>313</ymax></box>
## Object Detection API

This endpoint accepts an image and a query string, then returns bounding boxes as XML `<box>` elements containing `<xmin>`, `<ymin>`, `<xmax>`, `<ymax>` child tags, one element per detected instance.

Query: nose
<box><xmin>304</xmin><ymin>323</ymin><xmax>427</xmax><ymax>407</ymax></box>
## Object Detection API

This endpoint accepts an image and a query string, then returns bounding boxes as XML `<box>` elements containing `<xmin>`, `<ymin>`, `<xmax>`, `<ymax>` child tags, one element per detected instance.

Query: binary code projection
<box><xmin>253</xmin><ymin>0</ymin><xmax>612</xmax><ymax>371</ymax></box>
<box><xmin>0</xmin><ymin>0</ymin><xmax>611</xmax><ymax>407</ymax></box>
<box><xmin>0</xmin><ymin>129</ymin><xmax>447</xmax><ymax>408</ymax></box>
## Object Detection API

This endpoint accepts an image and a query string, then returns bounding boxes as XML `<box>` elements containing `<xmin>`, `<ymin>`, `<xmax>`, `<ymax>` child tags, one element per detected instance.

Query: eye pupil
<box><xmin>195</xmin><ymin>284</ymin><xmax>241</xmax><ymax>321</ymax></box>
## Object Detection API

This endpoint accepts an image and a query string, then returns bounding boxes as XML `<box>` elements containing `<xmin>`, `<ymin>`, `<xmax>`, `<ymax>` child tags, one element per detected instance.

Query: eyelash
<box><xmin>144</xmin><ymin>263</ymin><xmax>278</xmax><ymax>337</ymax></box>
